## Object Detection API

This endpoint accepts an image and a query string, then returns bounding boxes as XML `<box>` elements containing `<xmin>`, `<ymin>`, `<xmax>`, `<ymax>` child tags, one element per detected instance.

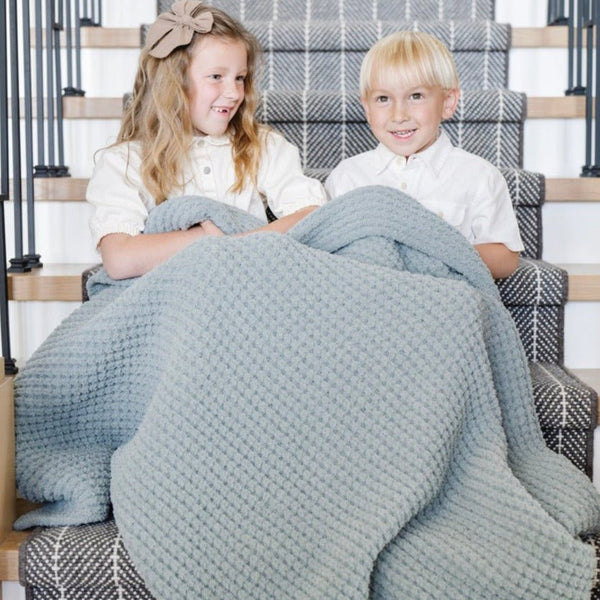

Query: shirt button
<box><xmin>400</xmin><ymin>182</ymin><xmax>407</xmax><ymax>190</ymax></box>
<box><xmin>203</xmin><ymin>166</ymin><xmax>211</xmax><ymax>175</ymax></box>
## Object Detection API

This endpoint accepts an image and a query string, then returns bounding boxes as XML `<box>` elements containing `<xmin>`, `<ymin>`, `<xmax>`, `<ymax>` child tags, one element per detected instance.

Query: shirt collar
<box><xmin>374</xmin><ymin>130</ymin><xmax>452</xmax><ymax>177</ymax></box>
<box><xmin>192</xmin><ymin>134</ymin><xmax>231</xmax><ymax>147</ymax></box>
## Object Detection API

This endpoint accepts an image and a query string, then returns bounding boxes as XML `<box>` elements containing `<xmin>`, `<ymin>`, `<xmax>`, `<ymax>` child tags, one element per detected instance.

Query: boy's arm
<box><xmin>474</xmin><ymin>243</ymin><xmax>519</xmax><ymax>279</ymax></box>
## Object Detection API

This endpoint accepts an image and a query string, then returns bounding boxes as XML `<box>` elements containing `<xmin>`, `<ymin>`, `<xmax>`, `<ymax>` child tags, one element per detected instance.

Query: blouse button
<box><xmin>203</xmin><ymin>166</ymin><xmax>211</xmax><ymax>175</ymax></box>
<box><xmin>400</xmin><ymin>181</ymin><xmax>407</xmax><ymax>190</ymax></box>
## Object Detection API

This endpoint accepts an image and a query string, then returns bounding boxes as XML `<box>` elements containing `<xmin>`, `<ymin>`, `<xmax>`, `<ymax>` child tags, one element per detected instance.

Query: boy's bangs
<box><xmin>369</xmin><ymin>58</ymin><xmax>437</xmax><ymax>93</ymax></box>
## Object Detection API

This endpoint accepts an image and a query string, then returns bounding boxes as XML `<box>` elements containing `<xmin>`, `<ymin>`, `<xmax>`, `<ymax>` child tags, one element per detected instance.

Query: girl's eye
<box><xmin>236</xmin><ymin>75</ymin><xmax>246</xmax><ymax>82</ymax></box>
<box><xmin>209</xmin><ymin>74</ymin><xmax>222</xmax><ymax>80</ymax></box>
<box><xmin>410</xmin><ymin>92</ymin><xmax>424</xmax><ymax>100</ymax></box>
<box><xmin>375</xmin><ymin>95</ymin><xmax>389</xmax><ymax>103</ymax></box>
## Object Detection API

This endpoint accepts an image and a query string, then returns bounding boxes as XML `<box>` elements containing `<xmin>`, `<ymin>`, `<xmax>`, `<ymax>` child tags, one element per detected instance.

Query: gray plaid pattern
<box><xmin>141</xmin><ymin>20</ymin><xmax>509</xmax><ymax>90</ymax></box>
<box><xmin>529</xmin><ymin>362</ymin><xmax>597</xmax><ymax>477</ymax></box>
<box><xmin>21</xmin><ymin>521</ymin><xmax>155</xmax><ymax>600</ymax></box>
<box><xmin>258</xmin><ymin>89</ymin><xmax>525</xmax><ymax>169</ymax></box>
<box><xmin>157</xmin><ymin>0</ymin><xmax>495</xmax><ymax>20</ymax></box>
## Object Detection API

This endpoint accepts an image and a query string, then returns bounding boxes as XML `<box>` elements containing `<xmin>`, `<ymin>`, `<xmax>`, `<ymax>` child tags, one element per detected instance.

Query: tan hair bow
<box><xmin>146</xmin><ymin>0</ymin><xmax>214</xmax><ymax>59</ymax></box>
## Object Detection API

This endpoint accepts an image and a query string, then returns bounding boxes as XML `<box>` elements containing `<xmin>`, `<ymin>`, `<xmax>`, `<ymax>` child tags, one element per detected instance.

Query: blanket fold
<box><xmin>14</xmin><ymin>186</ymin><xmax>600</xmax><ymax>599</ymax></box>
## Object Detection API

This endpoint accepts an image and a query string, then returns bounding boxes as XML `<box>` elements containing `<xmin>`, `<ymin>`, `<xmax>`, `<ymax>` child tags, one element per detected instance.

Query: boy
<box><xmin>325</xmin><ymin>31</ymin><xmax>523</xmax><ymax>279</ymax></box>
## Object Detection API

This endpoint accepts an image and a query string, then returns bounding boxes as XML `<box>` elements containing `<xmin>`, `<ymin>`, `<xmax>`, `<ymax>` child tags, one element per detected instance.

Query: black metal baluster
<box><xmin>53</xmin><ymin>0</ymin><xmax>69</xmax><ymax>177</ymax></box>
<box><xmin>8</xmin><ymin>0</ymin><xmax>30</xmax><ymax>273</ymax></box>
<box><xmin>64</xmin><ymin>0</ymin><xmax>84</xmax><ymax>96</ymax></box>
<box><xmin>0</xmin><ymin>0</ymin><xmax>17</xmax><ymax>374</ymax></box>
<box><xmin>548</xmin><ymin>0</ymin><xmax>569</xmax><ymax>24</ymax></box>
<box><xmin>34</xmin><ymin>0</ymin><xmax>47</xmax><ymax>177</ymax></box>
<box><xmin>22</xmin><ymin>0</ymin><xmax>42</xmax><ymax>268</ymax></box>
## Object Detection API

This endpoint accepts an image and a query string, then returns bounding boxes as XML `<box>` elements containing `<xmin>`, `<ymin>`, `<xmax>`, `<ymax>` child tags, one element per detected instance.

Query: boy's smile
<box><xmin>361</xmin><ymin>80</ymin><xmax>459</xmax><ymax>158</ymax></box>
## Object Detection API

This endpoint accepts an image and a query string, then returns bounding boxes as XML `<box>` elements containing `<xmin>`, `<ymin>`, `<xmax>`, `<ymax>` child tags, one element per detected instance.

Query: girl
<box><xmin>86</xmin><ymin>0</ymin><xmax>327</xmax><ymax>280</ymax></box>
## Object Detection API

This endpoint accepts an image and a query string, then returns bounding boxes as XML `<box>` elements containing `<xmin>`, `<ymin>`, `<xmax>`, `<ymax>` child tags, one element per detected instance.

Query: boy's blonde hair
<box><xmin>359</xmin><ymin>31</ymin><xmax>459</xmax><ymax>97</ymax></box>
<box><xmin>116</xmin><ymin>3</ymin><xmax>264</xmax><ymax>203</ymax></box>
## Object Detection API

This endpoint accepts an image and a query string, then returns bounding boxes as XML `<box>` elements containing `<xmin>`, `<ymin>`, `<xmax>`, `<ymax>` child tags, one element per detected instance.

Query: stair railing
<box><xmin>0</xmin><ymin>0</ymin><xmax>19</xmax><ymax>374</ymax></box>
<box><xmin>549</xmin><ymin>0</ymin><xmax>599</xmax><ymax>176</ymax></box>
<box><xmin>0</xmin><ymin>0</ymin><xmax>102</xmax><ymax>374</ymax></box>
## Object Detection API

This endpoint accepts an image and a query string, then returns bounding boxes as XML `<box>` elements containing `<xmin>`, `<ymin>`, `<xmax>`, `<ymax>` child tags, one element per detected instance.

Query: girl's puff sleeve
<box><xmin>258</xmin><ymin>131</ymin><xmax>327</xmax><ymax>218</ymax></box>
<box><xmin>86</xmin><ymin>143</ymin><xmax>151</xmax><ymax>248</ymax></box>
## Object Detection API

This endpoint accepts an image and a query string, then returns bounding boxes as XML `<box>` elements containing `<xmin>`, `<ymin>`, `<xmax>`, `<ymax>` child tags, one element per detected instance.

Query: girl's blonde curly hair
<box><xmin>116</xmin><ymin>3</ymin><xmax>265</xmax><ymax>204</ymax></box>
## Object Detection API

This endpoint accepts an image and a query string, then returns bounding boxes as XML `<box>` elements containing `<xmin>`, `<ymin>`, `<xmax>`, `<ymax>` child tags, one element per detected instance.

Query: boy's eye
<box><xmin>410</xmin><ymin>92</ymin><xmax>424</xmax><ymax>100</ymax></box>
<box><xmin>375</xmin><ymin>95</ymin><xmax>389</xmax><ymax>103</ymax></box>
<box><xmin>236</xmin><ymin>75</ymin><xmax>246</xmax><ymax>82</ymax></box>
<box><xmin>209</xmin><ymin>74</ymin><xmax>222</xmax><ymax>80</ymax></box>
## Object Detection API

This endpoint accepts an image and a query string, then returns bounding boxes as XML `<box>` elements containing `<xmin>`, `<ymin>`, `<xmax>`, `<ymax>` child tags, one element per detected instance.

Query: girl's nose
<box><xmin>223</xmin><ymin>80</ymin><xmax>242</xmax><ymax>100</ymax></box>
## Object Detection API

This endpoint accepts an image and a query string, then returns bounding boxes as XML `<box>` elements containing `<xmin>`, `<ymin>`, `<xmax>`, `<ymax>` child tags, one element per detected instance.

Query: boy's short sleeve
<box><xmin>470</xmin><ymin>167</ymin><xmax>524</xmax><ymax>252</ymax></box>
<box><xmin>258</xmin><ymin>132</ymin><xmax>327</xmax><ymax>217</ymax></box>
<box><xmin>86</xmin><ymin>144</ymin><xmax>152</xmax><ymax>247</ymax></box>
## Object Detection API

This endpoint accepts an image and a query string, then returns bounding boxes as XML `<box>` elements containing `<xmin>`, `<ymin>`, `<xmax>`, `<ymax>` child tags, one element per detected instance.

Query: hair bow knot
<box><xmin>146</xmin><ymin>1</ymin><xmax>214</xmax><ymax>59</ymax></box>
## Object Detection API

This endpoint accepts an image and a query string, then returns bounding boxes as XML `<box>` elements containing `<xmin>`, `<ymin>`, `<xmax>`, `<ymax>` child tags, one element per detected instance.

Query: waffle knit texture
<box><xmin>14</xmin><ymin>187</ymin><xmax>600</xmax><ymax>599</ymax></box>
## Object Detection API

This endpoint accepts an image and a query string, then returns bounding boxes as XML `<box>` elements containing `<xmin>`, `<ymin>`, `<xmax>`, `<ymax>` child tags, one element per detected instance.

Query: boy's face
<box><xmin>361</xmin><ymin>77</ymin><xmax>459</xmax><ymax>157</ymax></box>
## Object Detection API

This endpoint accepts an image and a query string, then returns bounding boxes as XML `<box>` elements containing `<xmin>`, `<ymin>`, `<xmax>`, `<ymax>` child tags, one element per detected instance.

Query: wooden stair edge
<box><xmin>545</xmin><ymin>178</ymin><xmax>600</xmax><ymax>202</ymax></box>
<box><xmin>59</xmin><ymin>95</ymin><xmax>591</xmax><ymax>120</ymax></box>
<box><xmin>7</xmin><ymin>177</ymin><xmax>599</xmax><ymax>204</ymax></box>
<box><xmin>558</xmin><ymin>264</ymin><xmax>600</xmax><ymax>301</ymax></box>
<box><xmin>5</xmin><ymin>263</ymin><xmax>600</xmax><ymax>302</ymax></box>
<box><xmin>59</xmin><ymin>26</ymin><xmax>580</xmax><ymax>50</ymax></box>
<box><xmin>7</xmin><ymin>264</ymin><xmax>96</xmax><ymax>302</ymax></box>
<box><xmin>0</xmin><ymin>530</ymin><xmax>28</xmax><ymax>582</ymax></box>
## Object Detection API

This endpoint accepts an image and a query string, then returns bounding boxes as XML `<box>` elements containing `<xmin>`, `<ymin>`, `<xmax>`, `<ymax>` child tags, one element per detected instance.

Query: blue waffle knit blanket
<box><xmin>14</xmin><ymin>187</ymin><xmax>600</xmax><ymax>599</ymax></box>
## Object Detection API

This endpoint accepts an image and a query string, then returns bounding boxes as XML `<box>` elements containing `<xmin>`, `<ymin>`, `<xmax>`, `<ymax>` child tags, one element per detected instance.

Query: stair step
<box><xmin>545</xmin><ymin>178</ymin><xmax>600</xmax><ymax>202</ymax></box>
<box><xmin>7</xmin><ymin>263</ymin><xmax>95</xmax><ymax>301</ymax></box>
<box><xmin>526</xmin><ymin>96</ymin><xmax>586</xmax><ymax>119</ymax></box>
<box><xmin>60</xmin><ymin>26</ymin><xmax>579</xmax><ymax>50</ymax></box>
<box><xmin>8</xmin><ymin>177</ymin><xmax>599</xmax><ymax>203</ymax></box>
<box><xmin>4</xmin><ymin>263</ymin><xmax>600</xmax><ymax>302</ymax></box>
<box><xmin>559</xmin><ymin>264</ymin><xmax>600</xmax><ymax>301</ymax></box>
<box><xmin>0</xmin><ymin>530</ymin><xmax>27</xmax><ymax>582</ymax></box>
<box><xmin>10</xmin><ymin>94</ymin><xmax>589</xmax><ymax>121</ymax></box>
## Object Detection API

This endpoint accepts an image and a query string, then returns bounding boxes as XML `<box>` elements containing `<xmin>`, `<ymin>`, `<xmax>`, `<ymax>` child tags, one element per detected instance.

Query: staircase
<box><xmin>2</xmin><ymin>0</ymin><xmax>600</xmax><ymax>598</ymax></box>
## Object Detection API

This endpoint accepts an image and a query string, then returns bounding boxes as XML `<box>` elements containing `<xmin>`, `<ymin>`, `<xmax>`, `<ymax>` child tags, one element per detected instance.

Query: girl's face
<box><xmin>187</xmin><ymin>36</ymin><xmax>248</xmax><ymax>137</ymax></box>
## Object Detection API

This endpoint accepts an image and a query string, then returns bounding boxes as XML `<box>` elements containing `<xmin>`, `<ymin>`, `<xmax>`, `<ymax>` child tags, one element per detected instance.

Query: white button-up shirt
<box><xmin>87</xmin><ymin>131</ymin><xmax>327</xmax><ymax>247</ymax></box>
<box><xmin>325</xmin><ymin>131</ymin><xmax>524</xmax><ymax>251</ymax></box>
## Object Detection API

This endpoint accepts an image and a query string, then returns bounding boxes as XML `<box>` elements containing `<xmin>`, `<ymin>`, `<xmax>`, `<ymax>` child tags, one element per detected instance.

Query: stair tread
<box><xmin>0</xmin><ymin>530</ymin><xmax>27</xmax><ymax>582</ymax></box>
<box><xmin>7</xmin><ymin>177</ymin><xmax>599</xmax><ymax>203</ymax></box>
<box><xmin>55</xmin><ymin>95</ymin><xmax>585</xmax><ymax>120</ymax></box>
<box><xmin>7</xmin><ymin>263</ymin><xmax>96</xmax><ymax>301</ymax></box>
<box><xmin>557</xmin><ymin>264</ymin><xmax>600</xmax><ymax>301</ymax></box>
<box><xmin>5</xmin><ymin>263</ymin><xmax>600</xmax><ymax>302</ymax></box>
<box><xmin>70</xmin><ymin>26</ymin><xmax>578</xmax><ymax>49</ymax></box>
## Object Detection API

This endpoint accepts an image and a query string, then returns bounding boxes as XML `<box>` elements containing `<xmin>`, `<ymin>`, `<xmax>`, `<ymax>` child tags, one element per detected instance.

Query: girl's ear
<box><xmin>442</xmin><ymin>88</ymin><xmax>460</xmax><ymax>120</ymax></box>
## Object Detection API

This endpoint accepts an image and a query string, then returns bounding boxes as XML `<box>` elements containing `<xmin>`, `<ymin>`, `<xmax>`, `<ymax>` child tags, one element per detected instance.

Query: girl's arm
<box><xmin>474</xmin><ymin>243</ymin><xmax>519</xmax><ymax>279</ymax></box>
<box><xmin>99</xmin><ymin>221</ymin><xmax>222</xmax><ymax>280</ymax></box>
<box><xmin>100</xmin><ymin>206</ymin><xmax>317</xmax><ymax>280</ymax></box>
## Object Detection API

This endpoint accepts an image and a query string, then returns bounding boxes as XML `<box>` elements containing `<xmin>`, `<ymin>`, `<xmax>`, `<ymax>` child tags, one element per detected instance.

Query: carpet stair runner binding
<box><xmin>16</xmin><ymin>0</ymin><xmax>600</xmax><ymax>598</ymax></box>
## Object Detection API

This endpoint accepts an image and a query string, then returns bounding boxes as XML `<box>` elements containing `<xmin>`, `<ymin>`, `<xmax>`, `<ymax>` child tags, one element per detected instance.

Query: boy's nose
<box><xmin>392</xmin><ymin>102</ymin><xmax>409</xmax><ymax>123</ymax></box>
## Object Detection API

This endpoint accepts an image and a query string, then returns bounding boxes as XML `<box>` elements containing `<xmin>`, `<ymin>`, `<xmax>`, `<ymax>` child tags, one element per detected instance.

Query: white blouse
<box><xmin>87</xmin><ymin>130</ymin><xmax>327</xmax><ymax>247</ymax></box>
